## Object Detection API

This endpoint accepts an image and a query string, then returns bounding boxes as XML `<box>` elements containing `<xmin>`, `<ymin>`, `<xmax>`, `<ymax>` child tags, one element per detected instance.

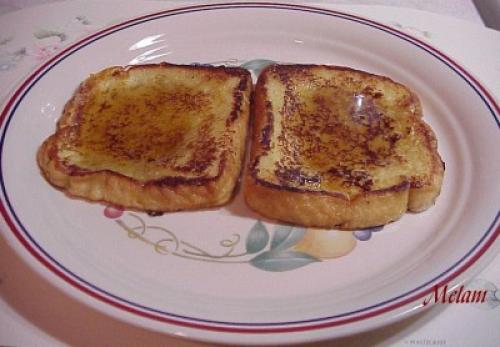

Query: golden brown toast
<box><xmin>37</xmin><ymin>63</ymin><xmax>252</xmax><ymax>212</ymax></box>
<box><xmin>244</xmin><ymin>64</ymin><xmax>444</xmax><ymax>229</ymax></box>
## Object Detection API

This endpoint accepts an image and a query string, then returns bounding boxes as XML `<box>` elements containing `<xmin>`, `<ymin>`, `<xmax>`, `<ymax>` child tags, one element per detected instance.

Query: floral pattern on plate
<box><xmin>0</xmin><ymin>15</ymin><xmax>98</xmax><ymax>71</ymax></box>
<box><xmin>105</xmin><ymin>207</ymin><xmax>363</xmax><ymax>272</ymax></box>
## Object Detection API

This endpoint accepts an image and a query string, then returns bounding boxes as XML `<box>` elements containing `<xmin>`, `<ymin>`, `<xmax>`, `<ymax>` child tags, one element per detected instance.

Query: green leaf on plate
<box><xmin>270</xmin><ymin>225</ymin><xmax>305</xmax><ymax>251</ymax></box>
<box><xmin>245</xmin><ymin>221</ymin><xmax>270</xmax><ymax>254</ymax></box>
<box><xmin>250</xmin><ymin>250</ymin><xmax>319</xmax><ymax>272</ymax></box>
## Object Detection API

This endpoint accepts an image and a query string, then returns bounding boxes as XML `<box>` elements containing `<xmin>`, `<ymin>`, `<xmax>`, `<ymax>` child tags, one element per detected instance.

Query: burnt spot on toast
<box><xmin>250</xmin><ymin>64</ymin><xmax>438</xmax><ymax>198</ymax></box>
<box><xmin>55</xmin><ymin>63</ymin><xmax>251</xmax><ymax>184</ymax></box>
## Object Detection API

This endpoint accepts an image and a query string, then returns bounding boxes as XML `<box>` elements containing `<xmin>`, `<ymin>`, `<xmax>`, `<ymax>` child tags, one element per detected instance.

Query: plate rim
<box><xmin>0</xmin><ymin>0</ymin><xmax>499</xmax><ymax>341</ymax></box>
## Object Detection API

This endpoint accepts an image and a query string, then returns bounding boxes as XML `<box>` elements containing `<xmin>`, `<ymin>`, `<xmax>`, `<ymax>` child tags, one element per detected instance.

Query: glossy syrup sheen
<box><xmin>61</xmin><ymin>68</ymin><xmax>237</xmax><ymax>181</ymax></box>
<box><xmin>257</xmin><ymin>68</ymin><xmax>432</xmax><ymax>196</ymax></box>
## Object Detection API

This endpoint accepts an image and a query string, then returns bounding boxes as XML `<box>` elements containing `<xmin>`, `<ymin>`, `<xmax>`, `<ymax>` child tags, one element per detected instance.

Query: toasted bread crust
<box><xmin>244</xmin><ymin>64</ymin><xmax>444</xmax><ymax>229</ymax></box>
<box><xmin>38</xmin><ymin>63</ymin><xmax>252</xmax><ymax>211</ymax></box>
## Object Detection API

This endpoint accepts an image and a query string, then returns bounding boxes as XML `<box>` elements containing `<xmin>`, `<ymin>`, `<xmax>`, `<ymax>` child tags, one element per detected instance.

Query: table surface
<box><xmin>0</xmin><ymin>0</ymin><xmax>486</xmax><ymax>23</ymax></box>
<box><xmin>0</xmin><ymin>1</ymin><xmax>498</xmax><ymax>346</ymax></box>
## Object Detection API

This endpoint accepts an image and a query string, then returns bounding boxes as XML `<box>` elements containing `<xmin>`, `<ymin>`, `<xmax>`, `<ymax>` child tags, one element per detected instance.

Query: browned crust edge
<box><xmin>244</xmin><ymin>64</ymin><xmax>445</xmax><ymax>229</ymax></box>
<box><xmin>37</xmin><ymin>64</ymin><xmax>252</xmax><ymax>212</ymax></box>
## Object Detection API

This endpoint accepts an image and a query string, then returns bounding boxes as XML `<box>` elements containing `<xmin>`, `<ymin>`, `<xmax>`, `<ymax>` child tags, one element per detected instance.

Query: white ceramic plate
<box><xmin>0</xmin><ymin>3</ymin><xmax>499</xmax><ymax>345</ymax></box>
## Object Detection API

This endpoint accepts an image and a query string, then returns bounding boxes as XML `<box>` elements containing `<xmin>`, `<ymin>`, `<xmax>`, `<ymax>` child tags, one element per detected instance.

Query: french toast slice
<box><xmin>244</xmin><ymin>64</ymin><xmax>444</xmax><ymax>229</ymax></box>
<box><xmin>38</xmin><ymin>63</ymin><xmax>252</xmax><ymax>212</ymax></box>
